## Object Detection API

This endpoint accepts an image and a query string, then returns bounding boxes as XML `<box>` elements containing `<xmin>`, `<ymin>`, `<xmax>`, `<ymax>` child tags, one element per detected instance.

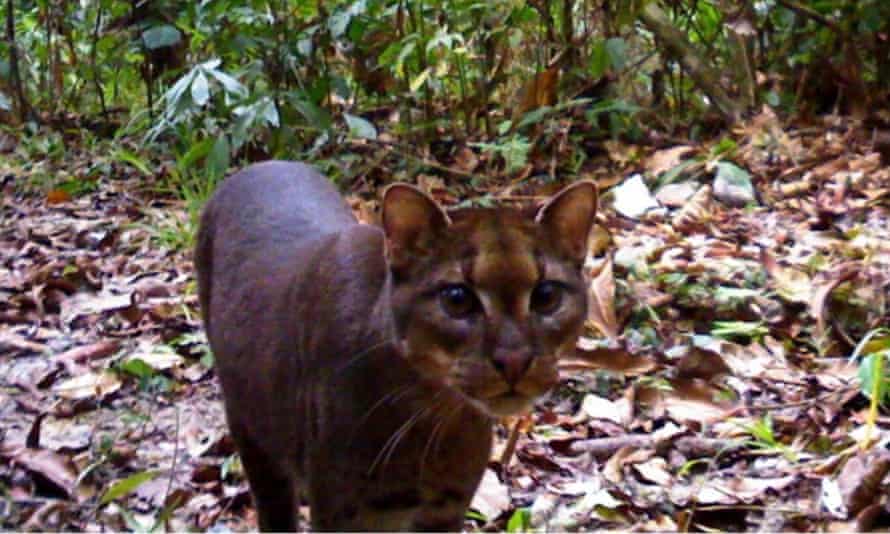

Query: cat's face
<box><xmin>382</xmin><ymin>183</ymin><xmax>597</xmax><ymax>417</ymax></box>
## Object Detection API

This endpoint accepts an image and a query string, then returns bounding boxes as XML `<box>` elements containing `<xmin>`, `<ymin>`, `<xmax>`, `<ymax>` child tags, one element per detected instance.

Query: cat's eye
<box><xmin>531</xmin><ymin>281</ymin><xmax>563</xmax><ymax>314</ymax></box>
<box><xmin>439</xmin><ymin>284</ymin><xmax>478</xmax><ymax>317</ymax></box>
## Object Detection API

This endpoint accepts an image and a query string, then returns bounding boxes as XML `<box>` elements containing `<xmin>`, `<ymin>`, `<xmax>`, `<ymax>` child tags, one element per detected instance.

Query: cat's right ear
<box><xmin>381</xmin><ymin>184</ymin><xmax>451</xmax><ymax>271</ymax></box>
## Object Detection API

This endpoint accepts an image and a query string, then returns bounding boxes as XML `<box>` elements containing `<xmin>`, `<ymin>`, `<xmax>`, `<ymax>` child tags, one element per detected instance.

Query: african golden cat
<box><xmin>195</xmin><ymin>161</ymin><xmax>597</xmax><ymax>531</ymax></box>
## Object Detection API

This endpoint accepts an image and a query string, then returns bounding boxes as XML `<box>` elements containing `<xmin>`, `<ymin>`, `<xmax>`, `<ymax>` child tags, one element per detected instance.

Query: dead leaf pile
<box><xmin>2</xmin><ymin>111</ymin><xmax>890</xmax><ymax>531</ymax></box>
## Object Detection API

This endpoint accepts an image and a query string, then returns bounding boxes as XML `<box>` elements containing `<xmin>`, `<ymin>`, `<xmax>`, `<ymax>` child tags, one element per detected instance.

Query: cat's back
<box><xmin>203</xmin><ymin>160</ymin><xmax>356</xmax><ymax>245</ymax></box>
<box><xmin>195</xmin><ymin>161</ymin><xmax>364</xmax><ymax>340</ymax></box>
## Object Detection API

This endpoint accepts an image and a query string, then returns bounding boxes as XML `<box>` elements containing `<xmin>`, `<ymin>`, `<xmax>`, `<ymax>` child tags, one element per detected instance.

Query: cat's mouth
<box><xmin>486</xmin><ymin>392</ymin><xmax>535</xmax><ymax>417</ymax></box>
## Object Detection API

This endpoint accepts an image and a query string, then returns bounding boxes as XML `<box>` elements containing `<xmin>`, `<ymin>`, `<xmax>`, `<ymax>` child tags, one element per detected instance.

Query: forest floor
<box><xmin>2</xmin><ymin>109</ymin><xmax>890</xmax><ymax>531</ymax></box>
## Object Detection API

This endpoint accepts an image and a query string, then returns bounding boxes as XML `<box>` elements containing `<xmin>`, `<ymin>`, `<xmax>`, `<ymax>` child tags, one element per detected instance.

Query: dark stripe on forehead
<box><xmin>471</xmin><ymin>236</ymin><xmax>538</xmax><ymax>288</ymax></box>
<box><xmin>461</xmin><ymin>255</ymin><xmax>475</xmax><ymax>284</ymax></box>
<box><xmin>534</xmin><ymin>250</ymin><xmax>547</xmax><ymax>282</ymax></box>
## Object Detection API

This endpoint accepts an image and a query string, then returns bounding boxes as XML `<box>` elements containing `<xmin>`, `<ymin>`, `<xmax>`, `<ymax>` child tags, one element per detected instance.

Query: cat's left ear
<box><xmin>535</xmin><ymin>181</ymin><xmax>598</xmax><ymax>263</ymax></box>
<box><xmin>382</xmin><ymin>184</ymin><xmax>451</xmax><ymax>271</ymax></box>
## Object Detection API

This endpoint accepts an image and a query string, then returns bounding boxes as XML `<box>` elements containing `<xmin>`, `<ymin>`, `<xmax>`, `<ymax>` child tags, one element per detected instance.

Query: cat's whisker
<box><xmin>419</xmin><ymin>399</ymin><xmax>464</xmax><ymax>478</ymax></box>
<box><xmin>371</xmin><ymin>391</ymin><xmax>446</xmax><ymax>480</ymax></box>
<box><xmin>355</xmin><ymin>383</ymin><xmax>418</xmax><ymax>430</ymax></box>
<box><xmin>332</xmin><ymin>339</ymin><xmax>396</xmax><ymax>375</ymax></box>
<box><xmin>369</xmin><ymin>406</ymin><xmax>426</xmax><ymax>479</ymax></box>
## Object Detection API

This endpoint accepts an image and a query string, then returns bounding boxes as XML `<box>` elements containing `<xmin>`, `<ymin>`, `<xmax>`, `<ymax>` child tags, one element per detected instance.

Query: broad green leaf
<box><xmin>200</xmin><ymin>58</ymin><xmax>222</xmax><ymax>71</ymax></box>
<box><xmin>206</xmin><ymin>67</ymin><xmax>247</xmax><ymax>99</ymax></box>
<box><xmin>258</xmin><ymin>97</ymin><xmax>280</xmax><ymax>127</ymax></box>
<box><xmin>589</xmin><ymin>40</ymin><xmax>609</xmax><ymax>79</ymax></box>
<box><xmin>506</xmin><ymin>507</ymin><xmax>531</xmax><ymax>532</ymax></box>
<box><xmin>344</xmin><ymin>113</ymin><xmax>377</xmax><ymax>140</ymax></box>
<box><xmin>327</xmin><ymin>10</ymin><xmax>352</xmax><ymax>38</ymax></box>
<box><xmin>297</xmin><ymin>37</ymin><xmax>314</xmax><ymax>57</ymax></box>
<box><xmin>714</xmin><ymin>161</ymin><xmax>754</xmax><ymax>195</ymax></box>
<box><xmin>165</xmin><ymin>69</ymin><xmax>197</xmax><ymax>109</ymax></box>
<box><xmin>118</xmin><ymin>358</ymin><xmax>155</xmax><ymax>380</ymax></box>
<box><xmin>711</xmin><ymin>137</ymin><xmax>738</xmax><ymax>157</ymax></box>
<box><xmin>605</xmin><ymin>37</ymin><xmax>628</xmax><ymax>71</ymax></box>
<box><xmin>100</xmin><ymin>470</ymin><xmax>160</xmax><ymax>505</ymax></box>
<box><xmin>141</xmin><ymin>25</ymin><xmax>181</xmax><ymax>50</ymax></box>
<box><xmin>207</xmin><ymin>135</ymin><xmax>231</xmax><ymax>180</ymax></box>
<box><xmin>191</xmin><ymin>71</ymin><xmax>210</xmax><ymax>106</ymax></box>
<box><xmin>230</xmin><ymin>108</ymin><xmax>255</xmax><ymax>150</ymax></box>
<box><xmin>859</xmin><ymin>351</ymin><xmax>890</xmax><ymax>402</ymax></box>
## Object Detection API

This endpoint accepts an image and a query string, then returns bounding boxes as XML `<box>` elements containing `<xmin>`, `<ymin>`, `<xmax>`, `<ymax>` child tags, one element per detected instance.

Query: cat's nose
<box><xmin>492</xmin><ymin>351</ymin><xmax>532</xmax><ymax>387</ymax></box>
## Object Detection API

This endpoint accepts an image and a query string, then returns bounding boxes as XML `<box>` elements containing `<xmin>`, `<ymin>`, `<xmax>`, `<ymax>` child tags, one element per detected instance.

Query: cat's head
<box><xmin>382</xmin><ymin>181</ymin><xmax>597</xmax><ymax>417</ymax></box>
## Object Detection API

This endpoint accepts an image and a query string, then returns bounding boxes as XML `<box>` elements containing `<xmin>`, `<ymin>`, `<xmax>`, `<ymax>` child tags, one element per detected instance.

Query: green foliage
<box><xmin>220</xmin><ymin>454</ymin><xmax>243</xmax><ymax>482</ymax></box>
<box><xmin>4</xmin><ymin>0</ymin><xmax>889</xmax><ymax>179</ymax></box>
<box><xmin>739</xmin><ymin>414</ymin><xmax>797</xmax><ymax>461</ymax></box>
<box><xmin>116</xmin><ymin>357</ymin><xmax>172</xmax><ymax>393</ymax></box>
<box><xmin>506</xmin><ymin>507</ymin><xmax>532</xmax><ymax>533</ymax></box>
<box><xmin>854</xmin><ymin>328</ymin><xmax>890</xmax><ymax>415</ymax></box>
<box><xmin>711</xmin><ymin>320</ymin><xmax>768</xmax><ymax>343</ymax></box>
<box><xmin>472</xmin><ymin>136</ymin><xmax>531</xmax><ymax>175</ymax></box>
<box><xmin>99</xmin><ymin>470</ymin><xmax>160</xmax><ymax>505</ymax></box>
<box><xmin>859</xmin><ymin>351</ymin><xmax>890</xmax><ymax>405</ymax></box>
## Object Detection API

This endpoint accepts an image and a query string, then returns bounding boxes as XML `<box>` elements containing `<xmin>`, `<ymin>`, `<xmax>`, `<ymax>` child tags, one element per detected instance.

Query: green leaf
<box><xmin>100</xmin><ymin>470</ymin><xmax>160</xmax><ymax>505</ymax></box>
<box><xmin>328</xmin><ymin>10</ymin><xmax>352</xmax><ymax>38</ymax></box>
<box><xmin>112</xmin><ymin>149</ymin><xmax>152</xmax><ymax>176</ymax></box>
<box><xmin>141</xmin><ymin>25</ymin><xmax>182</xmax><ymax>50</ymax></box>
<box><xmin>165</xmin><ymin>69</ymin><xmax>197</xmax><ymax>110</ymax></box>
<box><xmin>714</xmin><ymin>161</ymin><xmax>754</xmax><ymax>195</ymax></box>
<box><xmin>257</xmin><ymin>97</ymin><xmax>280</xmax><ymax>127</ymax></box>
<box><xmin>206</xmin><ymin>66</ymin><xmax>247</xmax><ymax>99</ymax></box>
<box><xmin>605</xmin><ymin>37</ymin><xmax>628</xmax><ymax>71</ymax></box>
<box><xmin>711</xmin><ymin>320</ymin><xmax>767</xmax><ymax>341</ymax></box>
<box><xmin>179</xmin><ymin>138</ymin><xmax>214</xmax><ymax>172</ymax></box>
<box><xmin>191</xmin><ymin>71</ymin><xmax>210</xmax><ymax>107</ymax></box>
<box><xmin>589</xmin><ymin>40</ymin><xmax>609</xmax><ymax>79</ymax></box>
<box><xmin>291</xmin><ymin>96</ymin><xmax>332</xmax><ymax>131</ymax></box>
<box><xmin>711</xmin><ymin>137</ymin><xmax>738</xmax><ymax>157</ymax></box>
<box><xmin>0</xmin><ymin>91</ymin><xmax>10</xmax><ymax>111</ymax></box>
<box><xmin>344</xmin><ymin>113</ymin><xmax>377</xmax><ymax>140</ymax></box>
<box><xmin>207</xmin><ymin>135</ymin><xmax>230</xmax><ymax>180</ymax></box>
<box><xmin>118</xmin><ymin>358</ymin><xmax>156</xmax><ymax>380</ymax></box>
<box><xmin>409</xmin><ymin>68</ymin><xmax>432</xmax><ymax>92</ymax></box>
<box><xmin>465</xmin><ymin>509</ymin><xmax>487</xmax><ymax>522</ymax></box>
<box><xmin>656</xmin><ymin>159</ymin><xmax>698</xmax><ymax>186</ymax></box>
<box><xmin>859</xmin><ymin>352</ymin><xmax>890</xmax><ymax>403</ymax></box>
<box><xmin>506</xmin><ymin>507</ymin><xmax>531</xmax><ymax>532</ymax></box>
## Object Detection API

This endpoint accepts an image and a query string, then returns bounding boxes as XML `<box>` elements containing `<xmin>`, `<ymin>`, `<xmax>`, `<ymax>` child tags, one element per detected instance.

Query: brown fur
<box><xmin>195</xmin><ymin>161</ymin><xmax>596</xmax><ymax>531</ymax></box>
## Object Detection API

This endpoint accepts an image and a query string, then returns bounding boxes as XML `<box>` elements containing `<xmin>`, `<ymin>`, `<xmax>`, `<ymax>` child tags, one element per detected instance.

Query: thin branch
<box><xmin>775</xmin><ymin>0</ymin><xmax>840</xmax><ymax>33</ymax></box>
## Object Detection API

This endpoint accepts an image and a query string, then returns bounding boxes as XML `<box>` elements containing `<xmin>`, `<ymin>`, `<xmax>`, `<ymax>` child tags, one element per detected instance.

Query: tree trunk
<box><xmin>638</xmin><ymin>3</ymin><xmax>741</xmax><ymax>124</ymax></box>
<box><xmin>5</xmin><ymin>0</ymin><xmax>33</xmax><ymax>123</ymax></box>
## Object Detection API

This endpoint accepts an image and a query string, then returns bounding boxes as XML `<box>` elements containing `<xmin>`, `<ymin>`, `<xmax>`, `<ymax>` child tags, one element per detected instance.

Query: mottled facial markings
<box><xmin>381</xmin><ymin>181</ymin><xmax>597</xmax><ymax>417</ymax></box>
